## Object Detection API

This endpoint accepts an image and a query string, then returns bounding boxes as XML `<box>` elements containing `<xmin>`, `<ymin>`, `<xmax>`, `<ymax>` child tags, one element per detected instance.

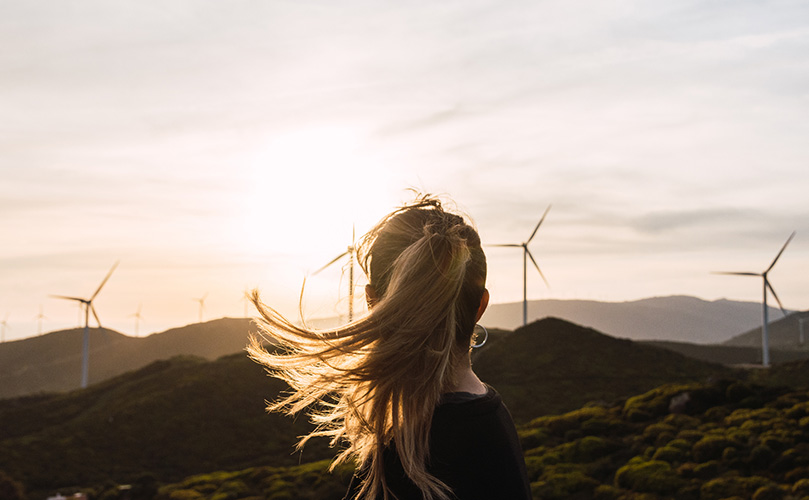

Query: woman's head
<box><xmin>357</xmin><ymin>196</ymin><xmax>487</xmax><ymax>348</ymax></box>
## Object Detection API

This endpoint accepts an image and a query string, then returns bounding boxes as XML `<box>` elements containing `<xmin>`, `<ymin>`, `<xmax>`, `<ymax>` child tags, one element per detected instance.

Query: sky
<box><xmin>2</xmin><ymin>0</ymin><xmax>808</xmax><ymax>342</ymax></box>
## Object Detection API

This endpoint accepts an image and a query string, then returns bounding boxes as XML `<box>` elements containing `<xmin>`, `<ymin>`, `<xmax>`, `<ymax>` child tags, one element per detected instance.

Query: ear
<box><xmin>475</xmin><ymin>288</ymin><xmax>489</xmax><ymax>322</ymax></box>
<box><xmin>365</xmin><ymin>284</ymin><xmax>378</xmax><ymax>308</ymax></box>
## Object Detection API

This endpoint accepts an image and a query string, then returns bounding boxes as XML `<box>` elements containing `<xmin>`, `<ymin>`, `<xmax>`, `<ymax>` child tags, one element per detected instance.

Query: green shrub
<box><xmin>700</xmin><ymin>476</ymin><xmax>771</xmax><ymax>500</ymax></box>
<box><xmin>692</xmin><ymin>435</ymin><xmax>736</xmax><ymax>462</ymax></box>
<box><xmin>524</xmin><ymin>456</ymin><xmax>545</xmax><ymax>482</ymax></box>
<box><xmin>556</xmin><ymin>436</ymin><xmax>618</xmax><ymax>463</ymax></box>
<box><xmin>168</xmin><ymin>490</ymin><xmax>204</xmax><ymax>500</ymax></box>
<box><xmin>752</xmin><ymin>484</ymin><xmax>785</xmax><ymax>500</ymax></box>
<box><xmin>592</xmin><ymin>484</ymin><xmax>622</xmax><ymax>500</ymax></box>
<box><xmin>748</xmin><ymin>445</ymin><xmax>776</xmax><ymax>468</ymax></box>
<box><xmin>532</xmin><ymin>465</ymin><xmax>599</xmax><ymax>500</ymax></box>
<box><xmin>691</xmin><ymin>460</ymin><xmax>721</xmax><ymax>479</ymax></box>
<box><xmin>652</xmin><ymin>445</ymin><xmax>687</xmax><ymax>463</ymax></box>
<box><xmin>677</xmin><ymin>429</ymin><xmax>704</xmax><ymax>443</ymax></box>
<box><xmin>519</xmin><ymin>427</ymin><xmax>549</xmax><ymax>450</ymax></box>
<box><xmin>614</xmin><ymin>460</ymin><xmax>683</xmax><ymax>494</ymax></box>
<box><xmin>793</xmin><ymin>478</ymin><xmax>809</xmax><ymax>496</ymax></box>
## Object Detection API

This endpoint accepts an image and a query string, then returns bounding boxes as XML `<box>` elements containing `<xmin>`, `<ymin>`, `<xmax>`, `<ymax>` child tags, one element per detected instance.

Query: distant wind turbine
<box><xmin>799</xmin><ymin>317</ymin><xmax>807</xmax><ymax>347</ymax></box>
<box><xmin>713</xmin><ymin>231</ymin><xmax>796</xmax><ymax>367</ymax></box>
<box><xmin>314</xmin><ymin>226</ymin><xmax>358</xmax><ymax>322</ymax></box>
<box><xmin>490</xmin><ymin>205</ymin><xmax>552</xmax><ymax>326</ymax></box>
<box><xmin>242</xmin><ymin>288</ymin><xmax>250</xmax><ymax>318</ymax></box>
<box><xmin>130</xmin><ymin>303</ymin><xmax>144</xmax><ymax>337</ymax></box>
<box><xmin>194</xmin><ymin>293</ymin><xmax>208</xmax><ymax>323</ymax></box>
<box><xmin>1</xmin><ymin>314</ymin><xmax>9</xmax><ymax>343</ymax></box>
<box><xmin>34</xmin><ymin>305</ymin><xmax>47</xmax><ymax>335</ymax></box>
<box><xmin>51</xmin><ymin>261</ymin><xmax>119</xmax><ymax>388</ymax></box>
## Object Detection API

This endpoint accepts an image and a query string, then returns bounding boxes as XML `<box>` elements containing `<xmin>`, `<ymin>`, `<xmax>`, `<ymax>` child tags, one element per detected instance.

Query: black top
<box><xmin>345</xmin><ymin>386</ymin><xmax>532</xmax><ymax>500</ymax></box>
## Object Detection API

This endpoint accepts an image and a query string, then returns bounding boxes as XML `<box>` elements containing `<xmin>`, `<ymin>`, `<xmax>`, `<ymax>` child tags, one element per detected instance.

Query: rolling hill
<box><xmin>723</xmin><ymin>311</ymin><xmax>809</xmax><ymax>350</ymax></box>
<box><xmin>1</xmin><ymin>318</ymin><xmax>736</xmax><ymax>497</ymax></box>
<box><xmin>0</xmin><ymin>318</ymin><xmax>255</xmax><ymax>399</ymax></box>
<box><xmin>644</xmin><ymin>340</ymin><xmax>809</xmax><ymax>366</ymax></box>
<box><xmin>481</xmin><ymin>295</ymin><xmax>787</xmax><ymax>344</ymax></box>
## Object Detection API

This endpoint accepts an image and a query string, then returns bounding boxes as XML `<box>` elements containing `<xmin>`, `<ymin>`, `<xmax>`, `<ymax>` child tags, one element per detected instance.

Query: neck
<box><xmin>446</xmin><ymin>358</ymin><xmax>487</xmax><ymax>395</ymax></box>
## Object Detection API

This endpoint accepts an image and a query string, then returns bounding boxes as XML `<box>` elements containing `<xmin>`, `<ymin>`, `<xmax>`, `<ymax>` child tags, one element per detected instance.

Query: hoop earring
<box><xmin>471</xmin><ymin>324</ymin><xmax>488</xmax><ymax>349</ymax></box>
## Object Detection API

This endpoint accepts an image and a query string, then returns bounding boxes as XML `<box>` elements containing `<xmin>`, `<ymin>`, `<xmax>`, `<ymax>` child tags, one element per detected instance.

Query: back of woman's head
<box><xmin>358</xmin><ymin>196</ymin><xmax>487</xmax><ymax>350</ymax></box>
<box><xmin>248</xmin><ymin>194</ymin><xmax>487</xmax><ymax>500</ymax></box>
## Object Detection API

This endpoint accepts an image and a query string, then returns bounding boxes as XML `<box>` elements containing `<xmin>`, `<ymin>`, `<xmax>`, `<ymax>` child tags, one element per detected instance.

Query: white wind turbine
<box><xmin>490</xmin><ymin>205</ymin><xmax>552</xmax><ymax>326</ymax></box>
<box><xmin>314</xmin><ymin>227</ymin><xmax>358</xmax><ymax>322</ymax></box>
<box><xmin>51</xmin><ymin>261</ymin><xmax>119</xmax><ymax>388</ymax></box>
<box><xmin>34</xmin><ymin>305</ymin><xmax>47</xmax><ymax>335</ymax></box>
<box><xmin>130</xmin><ymin>303</ymin><xmax>144</xmax><ymax>337</ymax></box>
<box><xmin>1</xmin><ymin>314</ymin><xmax>9</xmax><ymax>343</ymax></box>
<box><xmin>193</xmin><ymin>293</ymin><xmax>208</xmax><ymax>323</ymax></box>
<box><xmin>714</xmin><ymin>231</ymin><xmax>796</xmax><ymax>367</ymax></box>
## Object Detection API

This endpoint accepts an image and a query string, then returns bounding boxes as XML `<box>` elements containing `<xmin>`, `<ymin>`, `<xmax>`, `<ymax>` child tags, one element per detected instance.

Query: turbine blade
<box><xmin>91</xmin><ymin>261</ymin><xmax>119</xmax><ymax>300</ymax></box>
<box><xmin>527</xmin><ymin>204</ymin><xmax>552</xmax><ymax>244</ymax></box>
<box><xmin>202</xmin><ymin>292</ymin><xmax>208</xmax><ymax>301</ymax></box>
<box><xmin>765</xmin><ymin>279</ymin><xmax>788</xmax><ymax>317</ymax></box>
<box><xmin>50</xmin><ymin>294</ymin><xmax>87</xmax><ymax>303</ymax></box>
<box><xmin>91</xmin><ymin>305</ymin><xmax>102</xmax><ymax>328</ymax></box>
<box><xmin>711</xmin><ymin>272</ymin><xmax>760</xmax><ymax>276</ymax></box>
<box><xmin>352</xmin><ymin>224</ymin><xmax>356</xmax><ymax>245</ymax></box>
<box><xmin>487</xmin><ymin>244</ymin><xmax>522</xmax><ymax>248</ymax></box>
<box><xmin>314</xmin><ymin>251</ymin><xmax>349</xmax><ymax>275</ymax></box>
<box><xmin>526</xmin><ymin>248</ymin><xmax>550</xmax><ymax>288</ymax></box>
<box><xmin>766</xmin><ymin>231</ymin><xmax>796</xmax><ymax>273</ymax></box>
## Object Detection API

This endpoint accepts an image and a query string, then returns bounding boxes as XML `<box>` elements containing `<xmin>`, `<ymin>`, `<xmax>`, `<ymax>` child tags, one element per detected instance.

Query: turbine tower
<box><xmin>490</xmin><ymin>205</ymin><xmax>552</xmax><ymax>326</ymax></box>
<box><xmin>130</xmin><ymin>303</ymin><xmax>144</xmax><ymax>337</ymax></box>
<box><xmin>1</xmin><ymin>314</ymin><xmax>9</xmax><ymax>343</ymax></box>
<box><xmin>314</xmin><ymin>226</ymin><xmax>358</xmax><ymax>322</ymax></box>
<box><xmin>194</xmin><ymin>293</ymin><xmax>208</xmax><ymax>323</ymax></box>
<box><xmin>51</xmin><ymin>261</ymin><xmax>119</xmax><ymax>388</ymax></box>
<box><xmin>34</xmin><ymin>305</ymin><xmax>47</xmax><ymax>335</ymax></box>
<box><xmin>714</xmin><ymin>231</ymin><xmax>796</xmax><ymax>367</ymax></box>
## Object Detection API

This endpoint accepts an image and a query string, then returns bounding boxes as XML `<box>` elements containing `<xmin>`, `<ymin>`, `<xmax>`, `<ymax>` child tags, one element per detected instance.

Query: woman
<box><xmin>248</xmin><ymin>195</ymin><xmax>532</xmax><ymax>500</ymax></box>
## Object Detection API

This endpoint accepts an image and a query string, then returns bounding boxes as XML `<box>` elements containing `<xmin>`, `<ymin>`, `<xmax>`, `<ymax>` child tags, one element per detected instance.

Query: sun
<box><xmin>236</xmin><ymin>124</ymin><xmax>400</xmax><ymax>266</ymax></box>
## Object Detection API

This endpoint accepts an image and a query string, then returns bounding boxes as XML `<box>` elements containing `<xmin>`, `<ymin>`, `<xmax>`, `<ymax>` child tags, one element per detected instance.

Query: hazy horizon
<box><xmin>2</xmin><ymin>0</ymin><xmax>808</xmax><ymax>341</ymax></box>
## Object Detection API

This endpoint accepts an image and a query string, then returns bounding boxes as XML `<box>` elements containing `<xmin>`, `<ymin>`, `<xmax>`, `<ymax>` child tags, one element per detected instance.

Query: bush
<box><xmin>752</xmin><ymin>484</ymin><xmax>785</xmax><ymax>500</ymax></box>
<box><xmin>614</xmin><ymin>460</ymin><xmax>683</xmax><ymax>494</ymax></box>
<box><xmin>700</xmin><ymin>476</ymin><xmax>771</xmax><ymax>500</ymax></box>
<box><xmin>692</xmin><ymin>435</ymin><xmax>736</xmax><ymax>462</ymax></box>
<box><xmin>652</xmin><ymin>445</ymin><xmax>687</xmax><ymax>463</ymax></box>
<box><xmin>532</xmin><ymin>465</ymin><xmax>599</xmax><ymax>500</ymax></box>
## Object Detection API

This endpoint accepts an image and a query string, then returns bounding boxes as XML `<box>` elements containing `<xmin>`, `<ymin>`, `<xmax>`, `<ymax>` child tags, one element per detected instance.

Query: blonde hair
<box><xmin>247</xmin><ymin>195</ymin><xmax>487</xmax><ymax>500</ymax></box>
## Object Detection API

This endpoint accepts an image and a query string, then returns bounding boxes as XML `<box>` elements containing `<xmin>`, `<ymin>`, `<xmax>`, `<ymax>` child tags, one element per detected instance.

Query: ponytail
<box><xmin>248</xmin><ymin>195</ymin><xmax>487</xmax><ymax>500</ymax></box>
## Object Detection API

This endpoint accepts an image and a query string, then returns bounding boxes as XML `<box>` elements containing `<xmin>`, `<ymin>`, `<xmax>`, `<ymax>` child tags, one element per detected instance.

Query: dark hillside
<box><xmin>644</xmin><ymin>340</ymin><xmax>809</xmax><ymax>366</ymax></box>
<box><xmin>0</xmin><ymin>353</ymin><xmax>331</xmax><ymax>495</ymax></box>
<box><xmin>473</xmin><ymin>318</ymin><xmax>732</xmax><ymax>422</ymax></box>
<box><xmin>0</xmin><ymin>318</ymin><xmax>255</xmax><ymax>399</ymax></box>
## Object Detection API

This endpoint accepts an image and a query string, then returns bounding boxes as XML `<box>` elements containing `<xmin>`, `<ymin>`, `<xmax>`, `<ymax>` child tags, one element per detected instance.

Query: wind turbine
<box><xmin>490</xmin><ymin>205</ymin><xmax>552</xmax><ymax>326</ymax></box>
<box><xmin>241</xmin><ymin>288</ymin><xmax>250</xmax><ymax>318</ymax></box>
<box><xmin>51</xmin><ymin>261</ymin><xmax>119</xmax><ymax>388</ymax></box>
<box><xmin>34</xmin><ymin>305</ymin><xmax>47</xmax><ymax>335</ymax></box>
<box><xmin>714</xmin><ymin>231</ymin><xmax>796</xmax><ymax>367</ymax></box>
<box><xmin>799</xmin><ymin>317</ymin><xmax>807</xmax><ymax>347</ymax></box>
<box><xmin>1</xmin><ymin>314</ymin><xmax>9</xmax><ymax>342</ymax></box>
<box><xmin>130</xmin><ymin>303</ymin><xmax>144</xmax><ymax>337</ymax></box>
<box><xmin>194</xmin><ymin>293</ymin><xmax>208</xmax><ymax>323</ymax></box>
<box><xmin>314</xmin><ymin>226</ymin><xmax>358</xmax><ymax>322</ymax></box>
